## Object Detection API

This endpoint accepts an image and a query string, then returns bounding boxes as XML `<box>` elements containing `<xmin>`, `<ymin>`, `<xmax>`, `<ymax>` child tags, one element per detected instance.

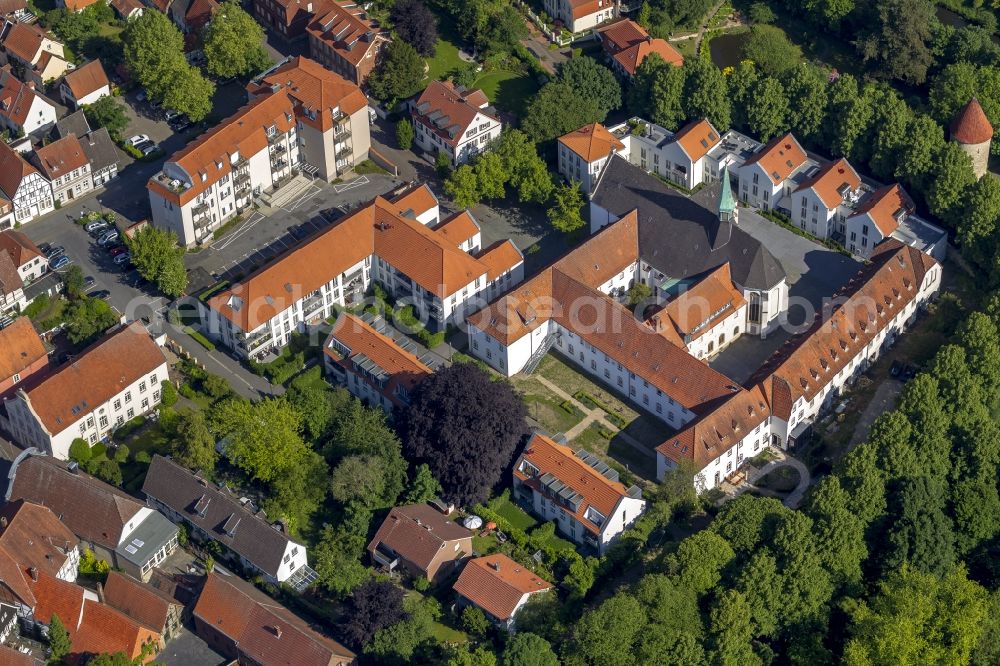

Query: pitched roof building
<box><xmin>305</xmin><ymin>0</ymin><xmax>387</xmax><ymax>86</ymax></box>
<box><xmin>453</xmin><ymin>554</ymin><xmax>551</xmax><ymax>629</ymax></box>
<box><xmin>951</xmin><ymin>97</ymin><xmax>993</xmax><ymax>178</ymax></box>
<box><xmin>59</xmin><ymin>59</ymin><xmax>110</xmax><ymax>108</ymax></box>
<box><xmin>102</xmin><ymin>571</ymin><xmax>183</xmax><ymax>639</ymax></box>
<box><xmin>0</xmin><ymin>140</ymin><xmax>54</xmax><ymax>224</ymax></box>
<box><xmin>598</xmin><ymin>19</ymin><xmax>683</xmax><ymax>77</ymax></box>
<box><xmin>0</xmin><ymin>67</ymin><xmax>58</xmax><ymax>135</ymax></box>
<box><xmin>142</xmin><ymin>455</ymin><xmax>315</xmax><ymax>589</ymax></box>
<box><xmin>31</xmin><ymin>134</ymin><xmax>89</xmax><ymax>182</ymax></box>
<box><xmin>0</xmin><ymin>316</ymin><xmax>47</xmax><ymax>400</ymax></box>
<box><xmin>367</xmin><ymin>503</ymin><xmax>473</xmax><ymax>582</ymax></box>
<box><xmin>193</xmin><ymin>571</ymin><xmax>355</xmax><ymax>666</ymax></box>
<box><xmin>0</xmin><ymin>499</ymin><xmax>79</xmax><ymax>582</ymax></box>
<box><xmin>412</xmin><ymin>80</ymin><xmax>502</xmax><ymax>166</ymax></box>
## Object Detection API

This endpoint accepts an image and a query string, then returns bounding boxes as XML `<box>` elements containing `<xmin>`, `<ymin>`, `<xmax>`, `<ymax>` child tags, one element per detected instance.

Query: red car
<box><xmin>108</xmin><ymin>245</ymin><xmax>129</xmax><ymax>257</ymax></box>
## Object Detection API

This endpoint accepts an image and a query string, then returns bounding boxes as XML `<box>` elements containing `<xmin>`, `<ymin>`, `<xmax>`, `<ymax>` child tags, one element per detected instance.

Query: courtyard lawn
<box><xmin>513</xmin><ymin>374</ymin><xmax>587</xmax><ymax>435</ymax></box>
<box><xmin>492</xmin><ymin>496</ymin><xmax>539</xmax><ymax>532</ymax></box>
<box><xmin>472</xmin><ymin>70</ymin><xmax>539</xmax><ymax>116</ymax></box>
<box><xmin>536</xmin><ymin>354</ymin><xmax>639</xmax><ymax>425</ymax></box>
<box><xmin>425</xmin><ymin>37</ymin><xmax>466</xmax><ymax>82</ymax></box>
<box><xmin>572</xmin><ymin>423</ymin><xmax>658</xmax><ymax>482</ymax></box>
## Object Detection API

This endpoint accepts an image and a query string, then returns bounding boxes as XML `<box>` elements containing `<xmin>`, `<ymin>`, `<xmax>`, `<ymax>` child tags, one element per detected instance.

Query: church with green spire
<box><xmin>718</xmin><ymin>165</ymin><xmax>738</xmax><ymax>224</ymax></box>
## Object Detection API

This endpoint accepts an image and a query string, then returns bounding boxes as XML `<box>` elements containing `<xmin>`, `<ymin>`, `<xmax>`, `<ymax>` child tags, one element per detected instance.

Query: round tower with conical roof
<box><xmin>951</xmin><ymin>97</ymin><xmax>993</xmax><ymax>179</ymax></box>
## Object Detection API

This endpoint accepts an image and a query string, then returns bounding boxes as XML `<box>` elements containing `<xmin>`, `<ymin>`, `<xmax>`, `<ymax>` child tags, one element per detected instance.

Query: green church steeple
<box><xmin>718</xmin><ymin>165</ymin><xmax>736</xmax><ymax>221</ymax></box>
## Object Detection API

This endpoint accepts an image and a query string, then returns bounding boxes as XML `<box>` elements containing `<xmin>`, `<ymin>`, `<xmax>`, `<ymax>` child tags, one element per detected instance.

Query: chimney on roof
<box><xmin>273</xmin><ymin>626</ymin><xmax>282</xmax><ymax>639</ymax></box>
<box><xmin>67</xmin><ymin>461</ymin><xmax>79</xmax><ymax>475</ymax></box>
<box><xmin>0</xmin><ymin>517</ymin><xmax>7</xmax><ymax>530</ymax></box>
<box><xmin>28</xmin><ymin>567</ymin><xmax>37</xmax><ymax>582</ymax></box>
<box><xmin>96</xmin><ymin>582</ymin><xmax>105</xmax><ymax>603</ymax></box>
<box><xmin>490</xmin><ymin>560</ymin><xmax>500</xmax><ymax>572</ymax></box>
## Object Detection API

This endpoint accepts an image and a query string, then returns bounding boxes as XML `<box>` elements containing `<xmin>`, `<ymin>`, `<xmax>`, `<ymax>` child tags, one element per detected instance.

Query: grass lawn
<box><xmin>353</xmin><ymin>159</ymin><xmax>389</xmax><ymax>176</ymax></box>
<box><xmin>404</xmin><ymin>591</ymin><xmax>468</xmax><ymax>644</ymax></box>
<box><xmin>537</xmin><ymin>354</ymin><xmax>639</xmax><ymax>424</ymax></box>
<box><xmin>572</xmin><ymin>423</ymin><xmax>657</xmax><ymax>482</ymax></box>
<box><xmin>492</xmin><ymin>496</ymin><xmax>539</xmax><ymax>532</ymax></box>
<box><xmin>513</xmin><ymin>374</ymin><xmax>586</xmax><ymax>435</ymax></box>
<box><xmin>472</xmin><ymin>70</ymin><xmax>539</xmax><ymax>117</ymax></box>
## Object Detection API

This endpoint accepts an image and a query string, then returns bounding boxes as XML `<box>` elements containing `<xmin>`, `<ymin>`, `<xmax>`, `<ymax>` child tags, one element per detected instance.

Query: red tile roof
<box><xmin>951</xmin><ymin>97</ymin><xmax>993</xmax><ymax>144</ymax></box>
<box><xmin>742</xmin><ymin>132</ymin><xmax>807</xmax><ymax>185</ymax></box>
<box><xmin>412</xmin><ymin>80</ymin><xmax>496</xmax><ymax>148</ymax></box>
<box><xmin>27</xmin><ymin>569</ymin><xmax>85</xmax><ymax>629</ymax></box>
<box><xmin>849</xmin><ymin>183</ymin><xmax>913</xmax><ymax>237</ymax></box>
<box><xmin>1</xmin><ymin>23</ymin><xmax>46</xmax><ymax>64</ymax></box>
<box><xmin>367</xmin><ymin>503</ymin><xmax>473</xmax><ymax>574</ymax></box>
<box><xmin>19</xmin><ymin>323</ymin><xmax>166</xmax><ymax>436</ymax></box>
<box><xmin>307</xmin><ymin>0</ymin><xmax>386</xmax><ymax>67</ymax></box>
<box><xmin>0</xmin><ymin>72</ymin><xmax>47</xmax><ymax>128</ymax></box>
<box><xmin>453</xmin><ymin>554</ymin><xmax>551</xmax><ymax>621</ymax></box>
<box><xmin>0</xmin><ymin>645</ymin><xmax>34</xmax><ymax>666</ymax></box>
<box><xmin>0</xmin><ymin>317</ymin><xmax>46</xmax><ymax>381</ymax></box>
<box><xmin>102</xmin><ymin>571</ymin><xmax>179</xmax><ymax>632</ymax></box>
<box><xmin>63</xmin><ymin>0</ymin><xmax>102</xmax><ymax>11</ymax></box>
<box><xmin>476</xmin><ymin>239</ymin><xmax>523</xmax><ymax>282</ymax></box>
<box><xmin>33</xmin><ymin>134</ymin><xmax>89</xmax><ymax>181</ymax></box>
<box><xmin>184</xmin><ymin>0</ymin><xmax>219</xmax><ymax>32</ymax></box>
<box><xmin>62</xmin><ymin>60</ymin><xmax>109</xmax><ymax>101</ymax></box>
<box><xmin>392</xmin><ymin>182</ymin><xmax>438</xmax><ymax>218</ymax></box>
<box><xmin>434</xmin><ymin>210</ymin><xmax>480</xmax><ymax>247</ymax></box>
<box><xmin>109</xmin><ymin>0</ymin><xmax>144</xmax><ymax>17</ymax></box>
<box><xmin>0</xmin><ymin>140</ymin><xmax>42</xmax><ymax>200</ymax></box>
<box><xmin>72</xmin><ymin>599</ymin><xmax>160</xmax><ymax>662</ymax></box>
<box><xmin>256</xmin><ymin>56</ymin><xmax>368</xmax><ymax>132</ymax></box>
<box><xmin>598</xmin><ymin>19</ymin><xmax>682</xmax><ymax>74</ymax></box>
<box><xmin>795</xmin><ymin>158</ymin><xmax>861</xmax><ymax>210</ymax></box>
<box><xmin>654</xmin><ymin>263</ymin><xmax>746</xmax><ymax>343</ymax></box>
<box><xmin>0</xmin><ymin>249</ymin><xmax>21</xmax><ymax>297</ymax></box>
<box><xmin>674</xmin><ymin>118</ymin><xmax>721</xmax><ymax>163</ymax></box>
<box><xmin>558</xmin><ymin>123</ymin><xmax>625</xmax><ymax>162</ymax></box>
<box><xmin>0</xmin><ymin>229</ymin><xmax>42</xmax><ymax>268</ymax></box>
<box><xmin>0</xmin><ymin>500</ymin><xmax>78</xmax><ymax>578</ymax></box>
<box><xmin>514</xmin><ymin>433</ymin><xmax>636</xmax><ymax>534</ymax></box>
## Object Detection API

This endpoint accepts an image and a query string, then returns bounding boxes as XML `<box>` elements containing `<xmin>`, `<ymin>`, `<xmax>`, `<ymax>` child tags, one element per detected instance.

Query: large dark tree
<box><xmin>556</xmin><ymin>56</ymin><xmax>622</xmax><ymax>119</ymax></box>
<box><xmin>391</xmin><ymin>0</ymin><xmax>438</xmax><ymax>57</ymax></box>
<box><xmin>854</xmin><ymin>0</ymin><xmax>935</xmax><ymax>85</ymax></box>
<box><xmin>338</xmin><ymin>579</ymin><xmax>407</xmax><ymax>648</ymax></box>
<box><xmin>398</xmin><ymin>364</ymin><xmax>527</xmax><ymax>505</ymax></box>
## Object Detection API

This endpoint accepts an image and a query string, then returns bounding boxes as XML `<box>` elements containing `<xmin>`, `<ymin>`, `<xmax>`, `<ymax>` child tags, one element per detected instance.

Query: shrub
<box><xmin>461</xmin><ymin>606</ymin><xmax>490</xmax><ymax>636</ymax></box>
<box><xmin>113</xmin><ymin>444</ymin><xmax>130</xmax><ymax>463</ymax></box>
<box><xmin>184</xmin><ymin>327</ymin><xmax>216</xmax><ymax>351</ymax></box>
<box><xmin>69</xmin><ymin>438</ymin><xmax>92</xmax><ymax>463</ymax></box>
<box><xmin>134</xmin><ymin>451</ymin><xmax>152</xmax><ymax>464</ymax></box>
<box><xmin>160</xmin><ymin>380</ymin><xmax>178</xmax><ymax>407</ymax></box>
<box><xmin>412</xmin><ymin>576</ymin><xmax>430</xmax><ymax>592</ymax></box>
<box><xmin>435</xmin><ymin>151</ymin><xmax>452</xmax><ymax>177</ymax></box>
<box><xmin>179</xmin><ymin>383</ymin><xmax>198</xmax><ymax>399</ymax></box>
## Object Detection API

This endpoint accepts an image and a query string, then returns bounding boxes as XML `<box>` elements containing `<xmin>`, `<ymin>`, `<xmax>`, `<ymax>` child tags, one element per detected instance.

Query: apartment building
<box><xmin>556</xmin><ymin>122</ymin><xmax>625</xmax><ymax>194</ymax></box>
<box><xmin>788</xmin><ymin>157</ymin><xmax>862</xmax><ymax>239</ymax></box>
<box><xmin>147</xmin><ymin>91</ymin><xmax>300</xmax><ymax>246</ymax></box>
<box><xmin>0</xmin><ymin>21</ymin><xmax>70</xmax><ymax>87</ymax></box>
<box><xmin>597</xmin><ymin>19</ymin><xmax>683</xmax><ymax>78</ymax></box>
<box><xmin>201</xmin><ymin>184</ymin><xmax>524</xmax><ymax>359</ymax></box>
<box><xmin>0</xmin><ymin>317</ymin><xmax>46</xmax><ymax>402</ymax></box>
<box><xmin>412</xmin><ymin>80</ymin><xmax>502</xmax><ymax>166</ymax></box>
<box><xmin>0</xmin><ymin>66</ymin><xmax>57</xmax><ymax>136</ymax></box>
<box><xmin>4</xmin><ymin>323</ymin><xmax>169</xmax><ymax>459</ymax></box>
<box><xmin>249</xmin><ymin>56</ymin><xmax>371</xmax><ymax>181</ymax></box>
<box><xmin>607</xmin><ymin>117</ymin><xmax>722</xmax><ymax>190</ymax></box>
<box><xmin>59</xmin><ymin>59</ymin><xmax>110</xmax><ymax>109</ymax></box>
<box><xmin>323</xmin><ymin>312</ymin><xmax>433</xmax><ymax>411</ymax></box>
<box><xmin>544</xmin><ymin>0</ymin><xmax>616</xmax><ymax>33</ymax></box>
<box><xmin>657</xmin><ymin>239</ymin><xmax>942</xmax><ymax>490</ymax></box>
<box><xmin>30</xmin><ymin>133</ymin><xmax>93</xmax><ymax>205</ymax></box>
<box><xmin>306</xmin><ymin>0</ymin><xmax>388</xmax><ymax>86</ymax></box>
<box><xmin>54</xmin><ymin>110</ymin><xmax>122</xmax><ymax>187</ymax></box>
<box><xmin>6</xmin><ymin>451</ymin><xmax>179</xmax><ymax>581</ymax></box>
<box><xmin>737</xmin><ymin>132</ymin><xmax>809</xmax><ymax>211</ymax></box>
<box><xmin>255</xmin><ymin>0</ymin><xmax>330</xmax><ymax>41</ymax></box>
<box><xmin>143</xmin><ymin>455</ymin><xmax>317</xmax><ymax>589</ymax></box>
<box><xmin>0</xmin><ymin>140</ymin><xmax>53</xmax><ymax>224</ymax></box>
<box><xmin>513</xmin><ymin>433</ymin><xmax>646</xmax><ymax>554</ymax></box>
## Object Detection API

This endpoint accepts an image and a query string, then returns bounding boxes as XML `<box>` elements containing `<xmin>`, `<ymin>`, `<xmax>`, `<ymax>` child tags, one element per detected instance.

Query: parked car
<box><xmin>97</xmin><ymin>231</ymin><xmax>119</xmax><ymax>246</ymax></box>
<box><xmin>37</xmin><ymin>242</ymin><xmax>51</xmax><ymax>255</ymax></box>
<box><xmin>139</xmin><ymin>143</ymin><xmax>159</xmax><ymax>157</ymax></box>
<box><xmin>87</xmin><ymin>289</ymin><xmax>111</xmax><ymax>300</ymax></box>
<box><xmin>83</xmin><ymin>276</ymin><xmax>96</xmax><ymax>289</ymax></box>
<box><xmin>113</xmin><ymin>253</ymin><xmax>132</xmax><ymax>266</ymax></box>
<box><xmin>889</xmin><ymin>360</ymin><xmax>902</xmax><ymax>378</ymax></box>
<box><xmin>164</xmin><ymin>109</ymin><xmax>181</xmax><ymax>122</ymax></box>
<box><xmin>108</xmin><ymin>245</ymin><xmax>129</xmax><ymax>257</ymax></box>
<box><xmin>50</xmin><ymin>255</ymin><xmax>72</xmax><ymax>270</ymax></box>
<box><xmin>125</xmin><ymin>134</ymin><xmax>149</xmax><ymax>147</ymax></box>
<box><xmin>85</xmin><ymin>220</ymin><xmax>109</xmax><ymax>234</ymax></box>
<box><xmin>44</xmin><ymin>245</ymin><xmax>64</xmax><ymax>258</ymax></box>
<box><xmin>173</xmin><ymin>119</ymin><xmax>192</xmax><ymax>133</ymax></box>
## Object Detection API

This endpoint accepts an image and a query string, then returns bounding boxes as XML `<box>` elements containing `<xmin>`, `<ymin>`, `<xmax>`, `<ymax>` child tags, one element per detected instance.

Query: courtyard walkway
<box><xmin>741</xmin><ymin>449</ymin><xmax>811</xmax><ymax>508</ymax></box>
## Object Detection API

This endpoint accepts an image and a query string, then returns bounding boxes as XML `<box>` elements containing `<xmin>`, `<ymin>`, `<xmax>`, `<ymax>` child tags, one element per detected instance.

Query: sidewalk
<box><xmin>166</xmin><ymin>325</ymin><xmax>283</xmax><ymax>401</ymax></box>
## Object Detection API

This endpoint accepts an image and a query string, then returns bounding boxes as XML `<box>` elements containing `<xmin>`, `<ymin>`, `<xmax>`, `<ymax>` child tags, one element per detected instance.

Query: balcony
<box><xmin>245</xmin><ymin>331</ymin><xmax>273</xmax><ymax>353</ymax></box>
<box><xmin>235</xmin><ymin>172</ymin><xmax>251</xmax><ymax>191</ymax></box>
<box><xmin>334</xmin><ymin>126</ymin><xmax>351</xmax><ymax>140</ymax></box>
<box><xmin>302</xmin><ymin>293</ymin><xmax>324</xmax><ymax>314</ymax></box>
<box><xmin>270</xmin><ymin>143</ymin><xmax>287</xmax><ymax>155</ymax></box>
<box><xmin>333</xmin><ymin>111</ymin><xmax>350</xmax><ymax>126</ymax></box>
<box><xmin>270</xmin><ymin>158</ymin><xmax>288</xmax><ymax>171</ymax></box>
<box><xmin>267</xmin><ymin>131</ymin><xmax>284</xmax><ymax>145</ymax></box>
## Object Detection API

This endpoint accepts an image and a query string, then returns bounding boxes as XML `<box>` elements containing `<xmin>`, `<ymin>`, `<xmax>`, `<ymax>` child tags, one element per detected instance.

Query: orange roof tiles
<box><xmin>307</xmin><ymin>0</ymin><xmax>386</xmax><ymax>67</ymax></box>
<box><xmin>102</xmin><ymin>571</ymin><xmax>178</xmax><ymax>632</ymax></box>
<box><xmin>413</xmin><ymin>80</ymin><xmax>496</xmax><ymax>148</ymax></box>
<box><xmin>73</xmin><ymin>599</ymin><xmax>160</xmax><ymax>662</ymax></box>
<box><xmin>0</xmin><ymin>645</ymin><xmax>33</xmax><ymax>666</ymax></box>
<box><xmin>434</xmin><ymin>210</ymin><xmax>480</xmax><ymax>247</ymax></box>
<box><xmin>0</xmin><ymin>229</ymin><xmax>42</xmax><ymax>268</ymax></box>
<box><xmin>951</xmin><ymin>97</ymin><xmax>993</xmax><ymax>144</ymax></box>
<box><xmin>0</xmin><ymin>141</ymin><xmax>40</xmax><ymax>200</ymax></box>
<box><xmin>0</xmin><ymin>71</ymin><xmax>49</xmax><ymax>128</ymax></box>
<box><xmin>109</xmin><ymin>0</ymin><xmax>144</xmax><ymax>17</ymax></box>
<box><xmin>392</xmin><ymin>182</ymin><xmax>438</xmax><ymax>219</ymax></box>
<box><xmin>655</xmin><ymin>264</ymin><xmax>746</xmax><ymax>343</ymax></box>
<box><xmin>27</xmin><ymin>569</ymin><xmax>85</xmax><ymax>628</ymax></box>
<box><xmin>795</xmin><ymin>158</ymin><xmax>860</xmax><ymax>210</ymax></box>
<box><xmin>598</xmin><ymin>18</ymin><xmax>648</xmax><ymax>51</ymax></box>
<box><xmin>0</xmin><ymin>500</ymin><xmax>78</xmax><ymax>578</ymax></box>
<box><xmin>742</xmin><ymin>132</ymin><xmax>807</xmax><ymax>185</ymax></box>
<box><xmin>62</xmin><ymin>60</ymin><xmax>108</xmax><ymax>101</ymax></box>
<box><xmin>63</xmin><ymin>0</ymin><xmax>101</xmax><ymax>11</ymax></box>
<box><xmin>33</xmin><ymin>134</ymin><xmax>89</xmax><ymax>181</ymax></box>
<box><xmin>20</xmin><ymin>323</ymin><xmax>166</xmax><ymax>436</ymax></box>
<box><xmin>558</xmin><ymin>123</ymin><xmax>625</xmax><ymax>162</ymax></box>
<box><xmin>850</xmin><ymin>183</ymin><xmax>914</xmax><ymax>237</ymax></box>
<box><xmin>1</xmin><ymin>23</ymin><xmax>46</xmax><ymax>64</ymax></box>
<box><xmin>674</xmin><ymin>119</ymin><xmax>721</xmax><ymax>162</ymax></box>
<box><xmin>257</xmin><ymin>56</ymin><xmax>368</xmax><ymax>132</ymax></box>
<box><xmin>0</xmin><ymin>249</ymin><xmax>21</xmax><ymax>297</ymax></box>
<box><xmin>514</xmin><ymin>433</ymin><xmax>633</xmax><ymax>533</ymax></box>
<box><xmin>614</xmin><ymin>38</ymin><xmax>683</xmax><ymax>75</ymax></box>
<box><xmin>476</xmin><ymin>239</ymin><xmax>523</xmax><ymax>281</ymax></box>
<box><xmin>148</xmin><ymin>91</ymin><xmax>297</xmax><ymax>206</ymax></box>
<box><xmin>0</xmin><ymin>317</ymin><xmax>46</xmax><ymax>381</ymax></box>
<box><xmin>453</xmin><ymin>554</ymin><xmax>551</xmax><ymax>621</ymax></box>
<box><xmin>367</xmin><ymin>503</ymin><xmax>472</xmax><ymax>573</ymax></box>
<box><xmin>324</xmin><ymin>313</ymin><xmax>431</xmax><ymax>406</ymax></box>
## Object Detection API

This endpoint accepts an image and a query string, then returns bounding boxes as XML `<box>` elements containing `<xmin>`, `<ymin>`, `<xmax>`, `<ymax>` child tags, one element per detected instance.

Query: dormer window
<box><xmin>585</xmin><ymin>506</ymin><xmax>605</xmax><ymax>527</ymax></box>
<box><xmin>266</xmin><ymin>125</ymin><xmax>277</xmax><ymax>137</ymax></box>
<box><xmin>518</xmin><ymin>460</ymin><xmax>539</xmax><ymax>478</ymax></box>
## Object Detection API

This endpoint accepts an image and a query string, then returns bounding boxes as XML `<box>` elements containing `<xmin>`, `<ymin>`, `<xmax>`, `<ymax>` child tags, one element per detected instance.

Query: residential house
<box><xmin>200</xmin><ymin>185</ymin><xmax>524</xmax><ymax>358</ymax></box>
<box><xmin>30</xmin><ymin>134</ymin><xmax>93</xmax><ymax>205</ymax></box>
<box><xmin>0</xmin><ymin>66</ymin><xmax>57</xmax><ymax>136</ymax></box>
<box><xmin>597</xmin><ymin>19</ymin><xmax>683</xmax><ymax>79</ymax></box>
<box><xmin>411</xmin><ymin>80</ymin><xmax>502</xmax><ymax>166</ymax></box>
<box><xmin>306</xmin><ymin>0</ymin><xmax>387</xmax><ymax>86</ymax></box>
<box><xmin>0</xmin><ymin>229</ymin><xmax>45</xmax><ymax>284</ymax></box>
<box><xmin>54</xmin><ymin>111</ymin><xmax>122</xmax><ymax>187</ymax></box>
<box><xmin>192</xmin><ymin>571</ymin><xmax>356</xmax><ymax>666</ymax></box>
<box><xmin>789</xmin><ymin>157</ymin><xmax>862</xmax><ymax>241</ymax></box>
<box><xmin>0</xmin><ymin>197</ymin><xmax>12</xmax><ymax>230</ymax></box>
<box><xmin>255</xmin><ymin>0</ymin><xmax>330</xmax><ymax>42</ymax></box>
<box><xmin>59</xmin><ymin>59</ymin><xmax>110</xmax><ymax>109</ymax></box>
<box><xmin>147</xmin><ymin>89</ymin><xmax>302</xmax><ymax>246</ymax></box>
<box><xmin>110</xmin><ymin>0</ymin><xmax>145</xmax><ymax>19</ymax></box>
<box><xmin>0</xmin><ymin>499</ymin><xmax>80</xmax><ymax>584</ymax></box>
<box><xmin>102</xmin><ymin>571</ymin><xmax>184</xmax><ymax>643</ymax></box>
<box><xmin>656</xmin><ymin>239</ymin><xmax>941</xmax><ymax>491</ymax></box>
<box><xmin>0</xmin><ymin>0</ymin><xmax>27</xmax><ymax>21</ymax></box>
<box><xmin>0</xmin><ymin>317</ymin><xmax>47</xmax><ymax>401</ymax></box>
<box><xmin>543</xmin><ymin>0</ymin><xmax>616</xmax><ymax>33</ymax></box>
<box><xmin>184</xmin><ymin>0</ymin><xmax>218</xmax><ymax>33</ymax></box>
<box><xmin>842</xmin><ymin>183</ymin><xmax>945</xmax><ymax>260</ymax></box>
<box><xmin>736</xmin><ymin>132</ymin><xmax>808</xmax><ymax>211</ymax></box>
<box><xmin>0</xmin><ymin>21</ymin><xmax>70</xmax><ymax>87</ymax></box>
<box><xmin>556</xmin><ymin>123</ymin><xmax>625</xmax><ymax>194</ymax></box>
<box><xmin>248</xmin><ymin>56</ymin><xmax>371</xmax><ymax>181</ymax></box>
<box><xmin>0</xmin><ymin>645</ymin><xmax>33</xmax><ymax>665</ymax></box>
<box><xmin>323</xmin><ymin>312</ymin><xmax>433</xmax><ymax>412</ymax></box>
<box><xmin>0</xmin><ymin>141</ymin><xmax>53</xmax><ymax>224</ymax></box>
<box><xmin>142</xmin><ymin>455</ymin><xmax>317</xmax><ymax>589</ymax></box>
<box><xmin>0</xmin><ymin>248</ymin><xmax>24</xmax><ymax>313</ymax></box>
<box><xmin>512</xmin><ymin>433</ymin><xmax>646</xmax><ymax>554</ymax></box>
<box><xmin>608</xmin><ymin>117</ymin><xmax>722</xmax><ymax>189</ymax></box>
<box><xmin>59</xmin><ymin>0</ymin><xmax>102</xmax><ymax>12</ymax></box>
<box><xmin>4</xmin><ymin>323</ymin><xmax>170</xmax><ymax>458</ymax></box>
<box><xmin>367</xmin><ymin>503</ymin><xmax>473</xmax><ymax>583</ymax></box>
<box><xmin>5</xmin><ymin>451</ymin><xmax>180</xmax><ymax>580</ymax></box>
<box><xmin>452</xmin><ymin>554</ymin><xmax>552</xmax><ymax>631</ymax></box>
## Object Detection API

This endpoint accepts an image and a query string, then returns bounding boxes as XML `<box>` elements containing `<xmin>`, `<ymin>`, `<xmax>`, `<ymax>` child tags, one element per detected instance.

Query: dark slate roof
<box><xmin>142</xmin><ymin>455</ymin><xmax>302</xmax><ymax>578</ymax></box>
<box><xmin>53</xmin><ymin>110</ymin><xmax>91</xmax><ymax>140</ymax></box>
<box><xmin>592</xmin><ymin>156</ymin><xmax>786</xmax><ymax>291</ymax></box>
<box><xmin>79</xmin><ymin>127</ymin><xmax>120</xmax><ymax>173</ymax></box>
